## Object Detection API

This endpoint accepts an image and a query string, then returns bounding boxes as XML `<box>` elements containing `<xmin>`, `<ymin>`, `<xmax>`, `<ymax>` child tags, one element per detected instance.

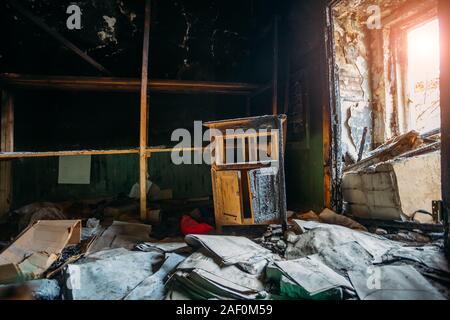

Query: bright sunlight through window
<box><xmin>407</xmin><ymin>19</ymin><xmax>441</xmax><ymax>133</ymax></box>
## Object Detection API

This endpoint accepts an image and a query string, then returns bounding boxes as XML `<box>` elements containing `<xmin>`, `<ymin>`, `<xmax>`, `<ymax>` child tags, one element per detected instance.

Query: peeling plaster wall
<box><xmin>332</xmin><ymin>7</ymin><xmax>373</xmax><ymax>162</ymax></box>
<box><xmin>332</xmin><ymin>0</ymin><xmax>435</xmax><ymax>154</ymax></box>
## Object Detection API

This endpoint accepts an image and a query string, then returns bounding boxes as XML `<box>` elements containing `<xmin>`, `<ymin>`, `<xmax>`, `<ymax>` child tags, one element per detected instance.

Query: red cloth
<box><xmin>180</xmin><ymin>214</ymin><xmax>214</xmax><ymax>235</ymax></box>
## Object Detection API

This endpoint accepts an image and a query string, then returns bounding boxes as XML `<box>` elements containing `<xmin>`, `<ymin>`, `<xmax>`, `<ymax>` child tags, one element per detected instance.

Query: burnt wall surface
<box><xmin>0</xmin><ymin>0</ymin><xmax>275</xmax><ymax>81</ymax></box>
<box><xmin>333</xmin><ymin>5</ymin><xmax>373</xmax><ymax>162</ymax></box>
<box><xmin>0</xmin><ymin>0</ymin><xmax>286</xmax><ymax>208</ymax></box>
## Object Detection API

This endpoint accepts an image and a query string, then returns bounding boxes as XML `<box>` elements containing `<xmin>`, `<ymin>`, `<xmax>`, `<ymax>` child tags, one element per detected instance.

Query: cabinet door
<box><xmin>212</xmin><ymin>169</ymin><xmax>243</xmax><ymax>225</ymax></box>
<box><xmin>248</xmin><ymin>167</ymin><xmax>279</xmax><ymax>224</ymax></box>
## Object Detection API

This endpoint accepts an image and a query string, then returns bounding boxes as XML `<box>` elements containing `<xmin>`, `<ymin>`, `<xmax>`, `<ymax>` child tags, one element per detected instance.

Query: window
<box><xmin>406</xmin><ymin>19</ymin><xmax>441</xmax><ymax>133</ymax></box>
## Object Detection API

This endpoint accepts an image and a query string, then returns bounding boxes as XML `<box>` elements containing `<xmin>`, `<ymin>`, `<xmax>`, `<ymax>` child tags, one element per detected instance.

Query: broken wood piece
<box><xmin>0</xmin><ymin>220</ymin><xmax>81</xmax><ymax>284</ymax></box>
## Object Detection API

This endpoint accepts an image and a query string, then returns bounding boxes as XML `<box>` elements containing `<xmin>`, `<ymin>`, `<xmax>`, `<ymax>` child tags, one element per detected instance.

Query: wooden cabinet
<box><xmin>205</xmin><ymin>115</ymin><xmax>287</xmax><ymax>230</ymax></box>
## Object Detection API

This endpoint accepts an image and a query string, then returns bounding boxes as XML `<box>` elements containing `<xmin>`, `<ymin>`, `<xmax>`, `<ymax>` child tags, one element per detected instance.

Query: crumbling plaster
<box><xmin>333</xmin><ymin>5</ymin><xmax>374</xmax><ymax>162</ymax></box>
<box><xmin>332</xmin><ymin>0</ymin><xmax>436</xmax><ymax>157</ymax></box>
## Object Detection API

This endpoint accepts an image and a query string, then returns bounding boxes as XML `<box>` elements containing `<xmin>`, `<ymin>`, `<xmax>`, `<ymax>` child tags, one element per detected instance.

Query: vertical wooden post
<box><xmin>0</xmin><ymin>90</ymin><xmax>14</xmax><ymax>216</ymax></box>
<box><xmin>272</xmin><ymin>16</ymin><xmax>279</xmax><ymax>116</ymax></box>
<box><xmin>139</xmin><ymin>0</ymin><xmax>151</xmax><ymax>220</ymax></box>
<box><xmin>439</xmin><ymin>0</ymin><xmax>450</xmax><ymax>257</ymax></box>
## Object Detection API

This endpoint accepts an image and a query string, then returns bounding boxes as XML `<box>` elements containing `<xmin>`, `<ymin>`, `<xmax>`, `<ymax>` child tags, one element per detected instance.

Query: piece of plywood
<box><xmin>0</xmin><ymin>90</ymin><xmax>14</xmax><ymax>217</ymax></box>
<box><xmin>213</xmin><ymin>170</ymin><xmax>243</xmax><ymax>226</ymax></box>
<box><xmin>58</xmin><ymin>155</ymin><xmax>91</xmax><ymax>184</ymax></box>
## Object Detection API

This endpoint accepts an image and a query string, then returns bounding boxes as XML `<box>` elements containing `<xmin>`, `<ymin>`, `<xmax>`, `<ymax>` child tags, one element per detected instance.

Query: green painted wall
<box><xmin>12</xmin><ymin>153</ymin><xmax>212</xmax><ymax>208</ymax></box>
<box><xmin>283</xmin><ymin>0</ymin><xmax>327</xmax><ymax>212</ymax></box>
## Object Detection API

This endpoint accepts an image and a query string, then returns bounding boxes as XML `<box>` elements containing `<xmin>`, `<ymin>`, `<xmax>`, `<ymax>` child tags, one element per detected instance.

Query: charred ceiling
<box><xmin>0</xmin><ymin>0</ymin><xmax>278</xmax><ymax>82</ymax></box>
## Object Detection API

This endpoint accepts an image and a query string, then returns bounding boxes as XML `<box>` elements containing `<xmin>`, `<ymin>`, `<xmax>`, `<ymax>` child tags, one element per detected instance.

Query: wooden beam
<box><xmin>139</xmin><ymin>0</ymin><xmax>151</xmax><ymax>221</ymax></box>
<box><xmin>0</xmin><ymin>74</ymin><xmax>259</xmax><ymax>95</ymax></box>
<box><xmin>0</xmin><ymin>147</ymin><xmax>218</xmax><ymax>159</ymax></box>
<box><xmin>6</xmin><ymin>0</ymin><xmax>112</xmax><ymax>76</ymax></box>
<box><xmin>0</xmin><ymin>90</ymin><xmax>14</xmax><ymax>216</ymax></box>
<box><xmin>0</xmin><ymin>149</ymin><xmax>139</xmax><ymax>159</ymax></box>
<box><xmin>272</xmin><ymin>16</ymin><xmax>279</xmax><ymax>115</ymax></box>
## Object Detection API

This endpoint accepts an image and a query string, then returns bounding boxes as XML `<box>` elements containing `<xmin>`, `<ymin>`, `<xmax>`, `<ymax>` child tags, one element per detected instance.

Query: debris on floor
<box><xmin>318</xmin><ymin>208</ymin><xmax>367</xmax><ymax>231</ymax></box>
<box><xmin>348</xmin><ymin>265</ymin><xmax>445</xmax><ymax>300</ymax></box>
<box><xmin>64</xmin><ymin>248</ymin><xmax>164</xmax><ymax>300</ymax></box>
<box><xmin>0</xmin><ymin>220</ymin><xmax>81</xmax><ymax>284</ymax></box>
<box><xmin>0</xmin><ymin>279</ymin><xmax>60</xmax><ymax>300</ymax></box>
<box><xmin>287</xmin><ymin>220</ymin><xmax>401</xmax><ymax>260</ymax></box>
<box><xmin>169</xmin><ymin>250</ymin><xmax>269</xmax><ymax>300</ymax></box>
<box><xmin>342</xmin><ymin>129</ymin><xmax>442</xmax><ymax>223</ymax></box>
<box><xmin>0</xmin><ymin>210</ymin><xmax>448</xmax><ymax>301</ymax></box>
<box><xmin>136</xmin><ymin>242</ymin><xmax>190</xmax><ymax>254</ymax></box>
<box><xmin>184</xmin><ymin>234</ymin><xmax>272</xmax><ymax>266</ymax></box>
<box><xmin>266</xmin><ymin>258</ymin><xmax>355</xmax><ymax>300</ymax></box>
<box><xmin>87</xmin><ymin>221</ymin><xmax>153</xmax><ymax>254</ymax></box>
<box><xmin>180</xmin><ymin>214</ymin><xmax>214</xmax><ymax>236</ymax></box>
<box><xmin>124</xmin><ymin>253</ymin><xmax>185</xmax><ymax>300</ymax></box>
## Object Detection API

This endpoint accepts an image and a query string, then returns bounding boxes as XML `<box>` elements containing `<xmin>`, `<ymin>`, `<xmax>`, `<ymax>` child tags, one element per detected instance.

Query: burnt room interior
<box><xmin>0</xmin><ymin>0</ymin><xmax>449</xmax><ymax>301</ymax></box>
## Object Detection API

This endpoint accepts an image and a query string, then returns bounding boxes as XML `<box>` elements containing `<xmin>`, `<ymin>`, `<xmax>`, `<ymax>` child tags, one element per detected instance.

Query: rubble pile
<box><xmin>0</xmin><ymin>207</ymin><xmax>449</xmax><ymax>300</ymax></box>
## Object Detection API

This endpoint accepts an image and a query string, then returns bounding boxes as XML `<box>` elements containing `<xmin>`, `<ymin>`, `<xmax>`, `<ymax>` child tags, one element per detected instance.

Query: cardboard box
<box><xmin>0</xmin><ymin>220</ymin><xmax>81</xmax><ymax>284</ymax></box>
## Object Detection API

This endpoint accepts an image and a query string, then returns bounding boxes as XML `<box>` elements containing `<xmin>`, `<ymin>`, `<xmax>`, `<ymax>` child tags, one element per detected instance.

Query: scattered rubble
<box><xmin>348</xmin><ymin>265</ymin><xmax>445</xmax><ymax>300</ymax></box>
<box><xmin>0</xmin><ymin>279</ymin><xmax>60</xmax><ymax>300</ymax></box>
<box><xmin>0</xmin><ymin>210</ymin><xmax>448</xmax><ymax>300</ymax></box>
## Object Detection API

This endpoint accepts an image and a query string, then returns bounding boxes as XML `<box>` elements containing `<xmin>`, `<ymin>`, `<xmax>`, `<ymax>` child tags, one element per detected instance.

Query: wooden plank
<box><xmin>0</xmin><ymin>90</ymin><xmax>14</xmax><ymax>216</ymax></box>
<box><xmin>139</xmin><ymin>0</ymin><xmax>151</xmax><ymax>221</ymax></box>
<box><xmin>6</xmin><ymin>0</ymin><xmax>112</xmax><ymax>76</ymax></box>
<box><xmin>211</xmin><ymin>168</ymin><xmax>222</xmax><ymax>231</ymax></box>
<box><xmin>214</xmin><ymin>170</ymin><xmax>243</xmax><ymax>226</ymax></box>
<box><xmin>0</xmin><ymin>149</ymin><xmax>139</xmax><ymax>159</ymax></box>
<box><xmin>0</xmin><ymin>74</ymin><xmax>260</xmax><ymax>95</ymax></box>
<box><xmin>0</xmin><ymin>147</ymin><xmax>217</xmax><ymax>159</ymax></box>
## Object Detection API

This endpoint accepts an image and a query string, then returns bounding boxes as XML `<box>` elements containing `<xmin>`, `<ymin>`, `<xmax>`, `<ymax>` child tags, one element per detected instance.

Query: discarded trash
<box><xmin>318</xmin><ymin>208</ymin><xmax>367</xmax><ymax>231</ymax></box>
<box><xmin>0</xmin><ymin>220</ymin><xmax>81</xmax><ymax>284</ymax></box>
<box><xmin>294</xmin><ymin>211</ymin><xmax>320</xmax><ymax>222</ymax></box>
<box><xmin>65</xmin><ymin>248</ymin><xmax>164</xmax><ymax>300</ymax></box>
<box><xmin>184</xmin><ymin>235</ymin><xmax>272</xmax><ymax>266</ymax></box>
<box><xmin>307</xmin><ymin>241</ymin><xmax>374</xmax><ymax>276</ymax></box>
<box><xmin>81</xmin><ymin>218</ymin><xmax>101</xmax><ymax>240</ymax></box>
<box><xmin>136</xmin><ymin>242</ymin><xmax>190</xmax><ymax>254</ymax></box>
<box><xmin>348</xmin><ymin>265</ymin><xmax>445</xmax><ymax>300</ymax></box>
<box><xmin>0</xmin><ymin>279</ymin><xmax>60</xmax><ymax>300</ymax></box>
<box><xmin>382</xmin><ymin>246</ymin><xmax>450</xmax><ymax>274</ymax></box>
<box><xmin>171</xmin><ymin>250</ymin><xmax>268</xmax><ymax>300</ymax></box>
<box><xmin>180</xmin><ymin>215</ymin><xmax>214</xmax><ymax>236</ymax></box>
<box><xmin>87</xmin><ymin>221</ymin><xmax>152</xmax><ymax>253</ymax></box>
<box><xmin>287</xmin><ymin>220</ymin><xmax>400</xmax><ymax>261</ymax></box>
<box><xmin>267</xmin><ymin>258</ymin><xmax>354</xmax><ymax>300</ymax></box>
<box><xmin>125</xmin><ymin>253</ymin><xmax>186</xmax><ymax>300</ymax></box>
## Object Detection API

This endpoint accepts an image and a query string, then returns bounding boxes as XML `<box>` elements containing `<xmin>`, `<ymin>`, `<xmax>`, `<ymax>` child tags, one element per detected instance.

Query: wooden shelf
<box><xmin>0</xmin><ymin>74</ymin><xmax>261</xmax><ymax>96</ymax></box>
<box><xmin>0</xmin><ymin>147</ymin><xmax>212</xmax><ymax>159</ymax></box>
<box><xmin>0</xmin><ymin>149</ymin><xmax>140</xmax><ymax>159</ymax></box>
